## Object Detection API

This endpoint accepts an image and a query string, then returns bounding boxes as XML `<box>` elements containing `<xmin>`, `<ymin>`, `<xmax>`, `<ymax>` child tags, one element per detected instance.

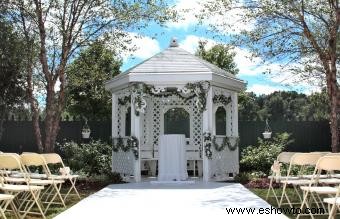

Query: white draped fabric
<box><xmin>158</xmin><ymin>134</ymin><xmax>188</xmax><ymax>181</ymax></box>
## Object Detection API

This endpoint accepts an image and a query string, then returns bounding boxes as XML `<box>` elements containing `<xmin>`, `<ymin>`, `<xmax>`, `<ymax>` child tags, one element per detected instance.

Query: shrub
<box><xmin>240</xmin><ymin>132</ymin><xmax>294</xmax><ymax>175</ymax></box>
<box><xmin>57</xmin><ymin>140</ymin><xmax>113</xmax><ymax>177</ymax></box>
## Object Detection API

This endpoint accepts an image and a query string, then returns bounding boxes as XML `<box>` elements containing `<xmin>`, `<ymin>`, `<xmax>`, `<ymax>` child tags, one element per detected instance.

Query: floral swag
<box><xmin>212</xmin><ymin>136</ymin><xmax>239</xmax><ymax>152</ymax></box>
<box><xmin>127</xmin><ymin>81</ymin><xmax>210</xmax><ymax>116</ymax></box>
<box><xmin>203</xmin><ymin>132</ymin><xmax>239</xmax><ymax>159</ymax></box>
<box><xmin>112</xmin><ymin>136</ymin><xmax>139</xmax><ymax>160</ymax></box>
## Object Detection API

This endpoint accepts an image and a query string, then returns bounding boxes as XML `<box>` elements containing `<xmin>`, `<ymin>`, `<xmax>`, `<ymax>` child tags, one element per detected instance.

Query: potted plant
<box><xmin>82</xmin><ymin>121</ymin><xmax>91</xmax><ymax>139</ymax></box>
<box><xmin>262</xmin><ymin>119</ymin><xmax>272</xmax><ymax>139</ymax></box>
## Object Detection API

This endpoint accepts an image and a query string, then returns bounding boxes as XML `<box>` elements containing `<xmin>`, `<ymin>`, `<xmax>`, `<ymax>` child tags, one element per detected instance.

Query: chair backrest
<box><xmin>21</xmin><ymin>153</ymin><xmax>46</xmax><ymax>167</ymax></box>
<box><xmin>0</xmin><ymin>153</ymin><xmax>24</xmax><ymax>171</ymax></box>
<box><xmin>41</xmin><ymin>153</ymin><xmax>63</xmax><ymax>165</ymax></box>
<box><xmin>290</xmin><ymin>153</ymin><xmax>323</xmax><ymax>166</ymax></box>
<box><xmin>277</xmin><ymin>152</ymin><xmax>295</xmax><ymax>164</ymax></box>
<box><xmin>316</xmin><ymin>155</ymin><xmax>340</xmax><ymax>171</ymax></box>
<box><xmin>20</xmin><ymin>153</ymin><xmax>51</xmax><ymax>175</ymax></box>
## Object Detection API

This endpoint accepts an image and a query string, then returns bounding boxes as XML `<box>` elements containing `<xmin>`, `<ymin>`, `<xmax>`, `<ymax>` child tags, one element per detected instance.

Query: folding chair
<box><xmin>297</xmin><ymin>155</ymin><xmax>340</xmax><ymax>219</ymax></box>
<box><xmin>0</xmin><ymin>153</ymin><xmax>45</xmax><ymax>219</ymax></box>
<box><xmin>266</xmin><ymin>152</ymin><xmax>296</xmax><ymax>205</ymax></box>
<box><xmin>20</xmin><ymin>153</ymin><xmax>66</xmax><ymax>213</ymax></box>
<box><xmin>324</xmin><ymin>184</ymin><xmax>340</xmax><ymax>219</ymax></box>
<box><xmin>279</xmin><ymin>152</ymin><xmax>323</xmax><ymax>208</ymax></box>
<box><xmin>42</xmin><ymin>153</ymin><xmax>81</xmax><ymax>201</ymax></box>
<box><xmin>0</xmin><ymin>194</ymin><xmax>13</xmax><ymax>219</ymax></box>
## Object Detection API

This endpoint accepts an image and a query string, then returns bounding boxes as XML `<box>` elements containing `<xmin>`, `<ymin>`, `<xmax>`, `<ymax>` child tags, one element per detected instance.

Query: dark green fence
<box><xmin>0</xmin><ymin>121</ymin><xmax>111</xmax><ymax>153</ymax></box>
<box><xmin>0</xmin><ymin>120</ymin><xmax>331</xmax><ymax>153</ymax></box>
<box><xmin>239</xmin><ymin>121</ymin><xmax>331</xmax><ymax>152</ymax></box>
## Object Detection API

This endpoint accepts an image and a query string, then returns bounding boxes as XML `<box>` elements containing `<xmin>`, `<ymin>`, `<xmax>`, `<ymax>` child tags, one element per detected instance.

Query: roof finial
<box><xmin>169</xmin><ymin>37</ymin><xmax>179</xmax><ymax>47</ymax></box>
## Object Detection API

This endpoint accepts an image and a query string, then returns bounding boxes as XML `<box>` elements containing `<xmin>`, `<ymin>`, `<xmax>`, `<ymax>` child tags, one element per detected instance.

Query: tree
<box><xmin>196</xmin><ymin>41</ymin><xmax>239</xmax><ymax>75</ymax></box>
<box><xmin>238</xmin><ymin>92</ymin><xmax>260</xmax><ymax>121</ymax></box>
<box><xmin>0</xmin><ymin>19</ymin><xmax>26</xmax><ymax>140</ymax></box>
<box><xmin>200</xmin><ymin>0</ymin><xmax>340</xmax><ymax>151</ymax></box>
<box><xmin>65</xmin><ymin>41</ymin><xmax>121</xmax><ymax>121</ymax></box>
<box><xmin>3</xmin><ymin>0</ymin><xmax>176</xmax><ymax>152</ymax></box>
<box><xmin>304</xmin><ymin>90</ymin><xmax>330</xmax><ymax>121</ymax></box>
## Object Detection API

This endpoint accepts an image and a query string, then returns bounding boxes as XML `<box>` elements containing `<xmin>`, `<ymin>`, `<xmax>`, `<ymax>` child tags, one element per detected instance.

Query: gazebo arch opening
<box><xmin>125</xmin><ymin>107</ymin><xmax>131</xmax><ymax>136</ymax></box>
<box><xmin>215</xmin><ymin>107</ymin><xmax>226</xmax><ymax>136</ymax></box>
<box><xmin>164</xmin><ymin>108</ymin><xmax>190</xmax><ymax>138</ymax></box>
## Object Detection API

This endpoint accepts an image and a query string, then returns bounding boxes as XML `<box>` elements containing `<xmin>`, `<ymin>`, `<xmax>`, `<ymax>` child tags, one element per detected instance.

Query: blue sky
<box><xmin>120</xmin><ymin>0</ymin><xmax>321</xmax><ymax>95</ymax></box>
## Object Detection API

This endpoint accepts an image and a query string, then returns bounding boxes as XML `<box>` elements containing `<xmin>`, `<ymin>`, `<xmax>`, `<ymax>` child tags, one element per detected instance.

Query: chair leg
<box><xmin>64</xmin><ymin>178</ymin><xmax>80</xmax><ymax>201</ymax></box>
<box><xmin>266</xmin><ymin>177</ymin><xmax>273</xmax><ymax>200</ymax></box>
<box><xmin>328</xmin><ymin>202</ymin><xmax>337</xmax><ymax>219</ymax></box>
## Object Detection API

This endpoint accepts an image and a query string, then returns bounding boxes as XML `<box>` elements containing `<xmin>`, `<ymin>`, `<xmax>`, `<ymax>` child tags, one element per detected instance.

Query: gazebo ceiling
<box><xmin>105</xmin><ymin>38</ymin><xmax>246</xmax><ymax>92</ymax></box>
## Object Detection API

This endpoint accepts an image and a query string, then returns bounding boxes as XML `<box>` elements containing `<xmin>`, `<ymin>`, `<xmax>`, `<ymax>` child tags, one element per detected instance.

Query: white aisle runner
<box><xmin>55</xmin><ymin>182</ymin><xmax>288</xmax><ymax>219</ymax></box>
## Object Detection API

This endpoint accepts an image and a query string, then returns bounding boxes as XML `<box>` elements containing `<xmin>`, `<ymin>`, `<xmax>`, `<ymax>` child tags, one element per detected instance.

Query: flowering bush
<box><xmin>240</xmin><ymin>132</ymin><xmax>294</xmax><ymax>175</ymax></box>
<box><xmin>57</xmin><ymin>140</ymin><xmax>112</xmax><ymax>177</ymax></box>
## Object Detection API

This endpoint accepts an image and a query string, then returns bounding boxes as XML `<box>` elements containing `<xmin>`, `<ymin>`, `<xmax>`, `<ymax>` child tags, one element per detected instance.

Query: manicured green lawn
<box><xmin>5</xmin><ymin>181</ymin><xmax>107</xmax><ymax>219</ymax></box>
<box><xmin>251</xmin><ymin>188</ymin><xmax>329</xmax><ymax>219</ymax></box>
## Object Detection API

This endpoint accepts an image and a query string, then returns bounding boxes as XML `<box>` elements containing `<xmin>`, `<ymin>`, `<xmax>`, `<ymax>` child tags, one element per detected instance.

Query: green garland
<box><xmin>112</xmin><ymin>137</ymin><xmax>124</xmax><ymax>152</ymax></box>
<box><xmin>212</xmin><ymin>136</ymin><xmax>239</xmax><ymax>151</ymax></box>
<box><xmin>118</xmin><ymin>96</ymin><xmax>131</xmax><ymax>106</ymax></box>
<box><xmin>127</xmin><ymin>136</ymin><xmax>139</xmax><ymax>159</ymax></box>
<box><xmin>203</xmin><ymin>132</ymin><xmax>213</xmax><ymax>159</ymax></box>
<box><xmin>112</xmin><ymin>136</ymin><xmax>139</xmax><ymax>160</ymax></box>
<box><xmin>129</xmin><ymin>81</ymin><xmax>210</xmax><ymax>115</ymax></box>
<box><xmin>212</xmin><ymin>136</ymin><xmax>228</xmax><ymax>151</ymax></box>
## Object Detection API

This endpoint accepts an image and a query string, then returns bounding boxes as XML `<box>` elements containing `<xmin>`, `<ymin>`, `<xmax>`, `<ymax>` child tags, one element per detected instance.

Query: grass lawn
<box><xmin>251</xmin><ymin>188</ymin><xmax>329</xmax><ymax>219</ymax></box>
<box><xmin>5</xmin><ymin>180</ymin><xmax>110</xmax><ymax>219</ymax></box>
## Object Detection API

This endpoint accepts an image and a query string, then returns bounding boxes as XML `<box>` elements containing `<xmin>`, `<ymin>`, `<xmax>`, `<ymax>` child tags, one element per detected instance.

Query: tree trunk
<box><xmin>26</xmin><ymin>51</ymin><xmax>43</xmax><ymax>152</ymax></box>
<box><xmin>326</xmin><ymin>59</ymin><xmax>339</xmax><ymax>152</ymax></box>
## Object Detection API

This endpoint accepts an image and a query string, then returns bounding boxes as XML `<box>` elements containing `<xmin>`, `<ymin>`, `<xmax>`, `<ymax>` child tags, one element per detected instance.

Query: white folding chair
<box><xmin>266</xmin><ymin>152</ymin><xmax>296</xmax><ymax>205</ymax></box>
<box><xmin>20</xmin><ymin>153</ymin><xmax>66</xmax><ymax>213</ymax></box>
<box><xmin>279</xmin><ymin>152</ymin><xmax>323</xmax><ymax>208</ymax></box>
<box><xmin>297</xmin><ymin>155</ymin><xmax>340</xmax><ymax>219</ymax></box>
<box><xmin>0</xmin><ymin>153</ymin><xmax>45</xmax><ymax>219</ymax></box>
<box><xmin>0</xmin><ymin>194</ymin><xmax>13</xmax><ymax>219</ymax></box>
<box><xmin>42</xmin><ymin>153</ymin><xmax>81</xmax><ymax>201</ymax></box>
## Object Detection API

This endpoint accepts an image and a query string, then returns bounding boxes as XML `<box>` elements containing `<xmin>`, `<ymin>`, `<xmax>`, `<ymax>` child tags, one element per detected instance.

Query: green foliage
<box><xmin>240</xmin><ymin>132</ymin><xmax>294</xmax><ymax>174</ymax></box>
<box><xmin>238</xmin><ymin>92</ymin><xmax>260</xmax><ymax>121</ymax></box>
<box><xmin>239</xmin><ymin>90</ymin><xmax>329</xmax><ymax>121</ymax></box>
<box><xmin>66</xmin><ymin>41</ymin><xmax>122</xmax><ymax>120</ymax></box>
<box><xmin>57</xmin><ymin>140</ymin><xmax>112</xmax><ymax>177</ymax></box>
<box><xmin>196</xmin><ymin>41</ymin><xmax>239</xmax><ymax>75</ymax></box>
<box><xmin>0</xmin><ymin>19</ymin><xmax>26</xmax><ymax>139</ymax></box>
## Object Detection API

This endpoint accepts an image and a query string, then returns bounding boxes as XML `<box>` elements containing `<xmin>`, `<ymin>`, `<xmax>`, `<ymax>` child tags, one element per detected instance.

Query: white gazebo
<box><xmin>104</xmin><ymin>38</ymin><xmax>246</xmax><ymax>182</ymax></box>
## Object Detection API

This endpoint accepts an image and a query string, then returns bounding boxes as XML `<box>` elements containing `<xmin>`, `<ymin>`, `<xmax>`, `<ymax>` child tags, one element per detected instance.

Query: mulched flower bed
<box><xmin>244</xmin><ymin>178</ymin><xmax>280</xmax><ymax>189</ymax></box>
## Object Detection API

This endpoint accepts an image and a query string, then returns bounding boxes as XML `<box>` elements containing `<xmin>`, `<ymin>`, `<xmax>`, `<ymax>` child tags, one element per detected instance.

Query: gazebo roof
<box><xmin>105</xmin><ymin>38</ymin><xmax>246</xmax><ymax>92</ymax></box>
<box><xmin>123</xmin><ymin>46</ymin><xmax>235</xmax><ymax>77</ymax></box>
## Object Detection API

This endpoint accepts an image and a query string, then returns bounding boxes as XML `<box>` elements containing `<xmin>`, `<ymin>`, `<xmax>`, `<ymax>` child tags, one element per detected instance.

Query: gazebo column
<box><xmin>131</xmin><ymin>102</ymin><xmax>142</xmax><ymax>182</ymax></box>
<box><xmin>202</xmin><ymin>87</ymin><xmax>213</xmax><ymax>182</ymax></box>
<box><xmin>231</xmin><ymin>92</ymin><xmax>239</xmax><ymax>174</ymax></box>
<box><xmin>111</xmin><ymin>93</ymin><xmax>118</xmax><ymax>173</ymax></box>
<box><xmin>231</xmin><ymin>92</ymin><xmax>239</xmax><ymax>137</ymax></box>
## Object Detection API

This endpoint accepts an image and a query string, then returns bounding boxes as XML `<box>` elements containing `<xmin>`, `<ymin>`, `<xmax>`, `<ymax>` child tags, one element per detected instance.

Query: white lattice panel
<box><xmin>116</xmin><ymin>87</ymin><xmax>131</xmax><ymax>136</ymax></box>
<box><xmin>151</xmin><ymin>95</ymin><xmax>202</xmax><ymax>153</ymax></box>
<box><xmin>208</xmin><ymin>137</ymin><xmax>239</xmax><ymax>180</ymax></box>
<box><xmin>112</xmin><ymin>151</ymin><xmax>135</xmax><ymax>175</ymax></box>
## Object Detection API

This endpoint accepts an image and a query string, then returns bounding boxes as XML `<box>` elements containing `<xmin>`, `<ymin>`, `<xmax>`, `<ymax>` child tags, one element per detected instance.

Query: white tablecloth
<box><xmin>158</xmin><ymin>134</ymin><xmax>188</xmax><ymax>181</ymax></box>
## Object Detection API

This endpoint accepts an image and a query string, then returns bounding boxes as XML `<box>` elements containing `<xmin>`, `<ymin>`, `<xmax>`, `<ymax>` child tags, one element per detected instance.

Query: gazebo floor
<box><xmin>55</xmin><ymin>182</ymin><xmax>288</xmax><ymax>219</ymax></box>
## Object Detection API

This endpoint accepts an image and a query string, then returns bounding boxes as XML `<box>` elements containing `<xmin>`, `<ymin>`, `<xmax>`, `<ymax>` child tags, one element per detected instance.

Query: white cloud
<box><xmin>167</xmin><ymin>0</ymin><xmax>202</xmax><ymax>29</ymax></box>
<box><xmin>168</xmin><ymin>0</ymin><xmax>254</xmax><ymax>34</ymax></box>
<box><xmin>122</xmin><ymin>33</ymin><xmax>161</xmax><ymax>60</ymax></box>
<box><xmin>178</xmin><ymin>35</ymin><xmax>277</xmax><ymax>77</ymax></box>
<box><xmin>247</xmin><ymin>84</ymin><xmax>286</xmax><ymax>95</ymax></box>
<box><xmin>179</xmin><ymin>35</ymin><xmax>216</xmax><ymax>54</ymax></box>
